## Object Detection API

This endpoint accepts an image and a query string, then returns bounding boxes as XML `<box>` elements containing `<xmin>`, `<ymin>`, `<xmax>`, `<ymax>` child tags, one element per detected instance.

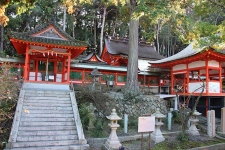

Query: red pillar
<box><xmin>24</xmin><ymin>44</ymin><xmax>29</xmax><ymax>80</ymax></box>
<box><xmin>186</xmin><ymin>64</ymin><xmax>189</xmax><ymax>94</ymax></box>
<box><xmin>67</xmin><ymin>51</ymin><xmax>71</xmax><ymax>83</ymax></box>
<box><xmin>171</xmin><ymin>68</ymin><xmax>174</xmax><ymax>94</ymax></box>
<box><xmin>35</xmin><ymin>60</ymin><xmax>38</xmax><ymax>81</ymax></box>
<box><xmin>82</xmin><ymin>70</ymin><xmax>85</xmax><ymax>84</ymax></box>
<box><xmin>54</xmin><ymin>60</ymin><xmax>57</xmax><ymax>82</ymax></box>
<box><xmin>62</xmin><ymin>58</ymin><xmax>66</xmax><ymax>82</ymax></box>
<box><xmin>115</xmin><ymin>73</ymin><xmax>118</xmax><ymax>86</ymax></box>
<box><xmin>206</xmin><ymin>59</ymin><xmax>209</xmax><ymax>94</ymax></box>
<box><xmin>219</xmin><ymin>62</ymin><xmax>222</xmax><ymax>93</ymax></box>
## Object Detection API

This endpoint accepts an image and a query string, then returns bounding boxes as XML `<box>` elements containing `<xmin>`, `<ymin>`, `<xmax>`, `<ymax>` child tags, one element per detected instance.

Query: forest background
<box><xmin>0</xmin><ymin>0</ymin><xmax>225</xmax><ymax>91</ymax></box>
<box><xmin>0</xmin><ymin>0</ymin><xmax>225</xmax><ymax>57</ymax></box>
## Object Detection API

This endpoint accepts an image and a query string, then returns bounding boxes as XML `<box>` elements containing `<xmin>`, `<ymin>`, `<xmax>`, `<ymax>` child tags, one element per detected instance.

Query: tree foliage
<box><xmin>1</xmin><ymin>0</ymin><xmax>225</xmax><ymax>91</ymax></box>
<box><xmin>0</xmin><ymin>57</ymin><xmax>21</xmax><ymax>148</ymax></box>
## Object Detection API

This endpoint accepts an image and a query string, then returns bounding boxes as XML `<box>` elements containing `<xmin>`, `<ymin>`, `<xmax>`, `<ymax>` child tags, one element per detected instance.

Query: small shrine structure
<box><xmin>150</xmin><ymin>42</ymin><xmax>225</xmax><ymax>117</ymax></box>
<box><xmin>9</xmin><ymin>21</ymin><xmax>87</xmax><ymax>83</ymax></box>
<box><xmin>70</xmin><ymin>36</ymin><xmax>166</xmax><ymax>88</ymax></box>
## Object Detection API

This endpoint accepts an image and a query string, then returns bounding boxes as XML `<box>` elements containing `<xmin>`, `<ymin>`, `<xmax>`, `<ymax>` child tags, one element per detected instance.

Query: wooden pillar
<box><xmin>82</xmin><ymin>70</ymin><xmax>85</xmax><ymax>84</ymax></box>
<box><xmin>62</xmin><ymin>58</ymin><xmax>66</xmax><ymax>82</ymax></box>
<box><xmin>67</xmin><ymin>51</ymin><xmax>71</xmax><ymax>83</ymax></box>
<box><xmin>24</xmin><ymin>44</ymin><xmax>29</xmax><ymax>80</ymax></box>
<box><xmin>54</xmin><ymin>60</ymin><xmax>57</xmax><ymax>82</ymax></box>
<box><xmin>219</xmin><ymin>62</ymin><xmax>222</xmax><ymax>93</ymax></box>
<box><xmin>186</xmin><ymin>64</ymin><xmax>189</xmax><ymax>94</ymax></box>
<box><xmin>35</xmin><ymin>60</ymin><xmax>38</xmax><ymax>81</ymax></box>
<box><xmin>171</xmin><ymin>68</ymin><xmax>174</xmax><ymax>94</ymax></box>
<box><xmin>115</xmin><ymin>73</ymin><xmax>118</xmax><ymax>86</ymax></box>
<box><xmin>206</xmin><ymin>59</ymin><xmax>209</xmax><ymax>94</ymax></box>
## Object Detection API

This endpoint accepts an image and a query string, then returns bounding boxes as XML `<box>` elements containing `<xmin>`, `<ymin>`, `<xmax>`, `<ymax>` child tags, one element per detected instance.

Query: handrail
<box><xmin>70</xmin><ymin>80</ymin><xmax>74</xmax><ymax>91</ymax></box>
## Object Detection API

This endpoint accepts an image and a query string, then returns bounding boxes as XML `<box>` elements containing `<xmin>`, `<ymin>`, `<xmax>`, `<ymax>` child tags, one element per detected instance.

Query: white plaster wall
<box><xmin>138</xmin><ymin>59</ymin><xmax>149</xmax><ymax>71</ymax></box>
<box><xmin>209</xmin><ymin>70</ymin><xmax>219</xmax><ymax>75</ymax></box>
<box><xmin>173</xmin><ymin>64</ymin><xmax>186</xmax><ymax>71</ymax></box>
<box><xmin>188</xmin><ymin>61</ymin><xmax>205</xmax><ymax>68</ymax></box>
<box><xmin>208</xmin><ymin>60</ymin><xmax>219</xmax><ymax>67</ymax></box>
<box><xmin>188</xmin><ymin>82</ymin><xmax>206</xmax><ymax>93</ymax></box>
<box><xmin>208</xmin><ymin>82</ymin><xmax>220</xmax><ymax>93</ymax></box>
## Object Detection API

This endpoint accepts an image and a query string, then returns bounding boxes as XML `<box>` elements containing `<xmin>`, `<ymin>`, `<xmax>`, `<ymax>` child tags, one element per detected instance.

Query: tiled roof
<box><xmin>82</xmin><ymin>52</ymin><xmax>106</xmax><ymax>63</ymax></box>
<box><xmin>105</xmin><ymin>36</ymin><xmax>165</xmax><ymax>60</ymax></box>
<box><xmin>150</xmin><ymin>43</ymin><xmax>198</xmax><ymax>64</ymax></box>
<box><xmin>10</xmin><ymin>21</ymin><xmax>87</xmax><ymax>47</ymax></box>
<box><xmin>89</xmin><ymin>68</ymin><xmax>103</xmax><ymax>76</ymax></box>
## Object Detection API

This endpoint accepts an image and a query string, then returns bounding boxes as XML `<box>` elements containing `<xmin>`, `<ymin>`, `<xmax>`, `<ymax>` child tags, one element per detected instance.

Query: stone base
<box><xmin>151</xmin><ymin>134</ymin><xmax>165</xmax><ymax>143</ymax></box>
<box><xmin>188</xmin><ymin>129</ymin><xmax>200</xmax><ymax>135</ymax></box>
<box><xmin>104</xmin><ymin>139</ymin><xmax>122</xmax><ymax>150</ymax></box>
<box><xmin>217</xmin><ymin>131</ymin><xmax>225</xmax><ymax>136</ymax></box>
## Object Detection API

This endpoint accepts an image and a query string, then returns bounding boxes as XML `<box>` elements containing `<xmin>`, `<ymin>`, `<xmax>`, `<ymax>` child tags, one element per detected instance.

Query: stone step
<box><xmin>12</xmin><ymin>140</ymin><xmax>79</xmax><ymax>148</ymax></box>
<box><xmin>20</xmin><ymin>117</ymin><xmax>75</xmax><ymax>122</ymax></box>
<box><xmin>24</xmin><ymin>100</ymin><xmax>71</xmax><ymax>104</ymax></box>
<box><xmin>24</xmin><ymin>97</ymin><xmax>71</xmax><ymax>101</ymax></box>
<box><xmin>20</xmin><ymin>121</ymin><xmax>75</xmax><ymax>126</ymax></box>
<box><xmin>17</xmin><ymin>130</ymin><xmax>77</xmax><ymax>136</ymax></box>
<box><xmin>5</xmin><ymin>144</ymin><xmax>89</xmax><ymax>150</ymax></box>
<box><xmin>25</xmin><ymin>93</ymin><xmax>70</xmax><ymax>97</ymax></box>
<box><xmin>22</xmin><ymin>108</ymin><xmax>73</xmax><ymax>114</ymax></box>
<box><xmin>22</xmin><ymin>106</ymin><xmax>73</xmax><ymax>110</ymax></box>
<box><xmin>25</xmin><ymin>90</ymin><xmax>70</xmax><ymax>95</ymax></box>
<box><xmin>23</xmin><ymin>103</ymin><xmax>72</xmax><ymax>107</ymax></box>
<box><xmin>19</xmin><ymin>126</ymin><xmax>76</xmax><ymax>131</ymax></box>
<box><xmin>17</xmin><ymin>135</ymin><xmax>78</xmax><ymax>142</ymax></box>
<box><xmin>21</xmin><ymin>113</ymin><xmax>74</xmax><ymax>118</ymax></box>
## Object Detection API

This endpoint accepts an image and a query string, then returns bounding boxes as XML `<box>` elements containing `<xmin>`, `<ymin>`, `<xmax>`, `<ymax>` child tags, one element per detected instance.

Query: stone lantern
<box><xmin>188</xmin><ymin>109</ymin><xmax>201</xmax><ymax>135</ymax></box>
<box><xmin>104</xmin><ymin>109</ymin><xmax>122</xmax><ymax>150</ymax></box>
<box><xmin>151</xmin><ymin>108</ymin><xmax>166</xmax><ymax>143</ymax></box>
<box><xmin>89</xmin><ymin>68</ymin><xmax>102</xmax><ymax>91</ymax></box>
<box><xmin>89</xmin><ymin>68</ymin><xmax>103</xmax><ymax>83</ymax></box>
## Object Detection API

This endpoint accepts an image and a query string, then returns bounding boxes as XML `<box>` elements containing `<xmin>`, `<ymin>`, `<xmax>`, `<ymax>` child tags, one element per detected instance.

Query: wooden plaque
<box><xmin>138</xmin><ymin>116</ymin><xmax>155</xmax><ymax>133</ymax></box>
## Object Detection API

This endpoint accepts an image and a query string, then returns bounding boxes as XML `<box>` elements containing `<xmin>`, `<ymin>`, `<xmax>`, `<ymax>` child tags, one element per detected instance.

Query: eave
<box><xmin>151</xmin><ymin>49</ymin><xmax>225</xmax><ymax>68</ymax></box>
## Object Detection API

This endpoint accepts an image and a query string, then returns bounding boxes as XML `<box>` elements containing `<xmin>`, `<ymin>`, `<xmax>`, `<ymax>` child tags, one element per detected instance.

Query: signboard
<box><xmin>138</xmin><ymin>116</ymin><xmax>155</xmax><ymax>133</ymax></box>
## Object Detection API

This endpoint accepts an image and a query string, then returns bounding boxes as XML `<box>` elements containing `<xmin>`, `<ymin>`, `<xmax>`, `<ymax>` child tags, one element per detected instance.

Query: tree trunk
<box><xmin>125</xmin><ymin>2</ymin><xmax>139</xmax><ymax>92</ymax></box>
<box><xmin>63</xmin><ymin>6</ymin><xmax>66</xmax><ymax>31</ymax></box>
<box><xmin>156</xmin><ymin>21</ymin><xmax>160</xmax><ymax>53</ymax></box>
<box><xmin>94</xmin><ymin>18</ymin><xmax>97</xmax><ymax>49</ymax></box>
<box><xmin>99</xmin><ymin>7</ymin><xmax>106</xmax><ymax>56</ymax></box>
<box><xmin>0</xmin><ymin>24</ymin><xmax>3</xmax><ymax>53</ymax></box>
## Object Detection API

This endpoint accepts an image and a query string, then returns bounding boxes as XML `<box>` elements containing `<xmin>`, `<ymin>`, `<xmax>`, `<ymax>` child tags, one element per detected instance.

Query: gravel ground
<box><xmin>87</xmin><ymin>116</ymin><xmax>223</xmax><ymax>150</ymax></box>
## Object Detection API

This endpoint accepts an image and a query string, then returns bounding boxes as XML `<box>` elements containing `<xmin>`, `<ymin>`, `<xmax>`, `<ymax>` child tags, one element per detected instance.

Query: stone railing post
<box><xmin>207</xmin><ymin>110</ymin><xmax>215</xmax><ymax>138</ymax></box>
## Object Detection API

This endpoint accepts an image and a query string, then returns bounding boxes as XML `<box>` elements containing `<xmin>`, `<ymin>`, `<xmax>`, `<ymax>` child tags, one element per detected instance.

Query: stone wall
<box><xmin>104</xmin><ymin>91</ymin><xmax>167</xmax><ymax>117</ymax></box>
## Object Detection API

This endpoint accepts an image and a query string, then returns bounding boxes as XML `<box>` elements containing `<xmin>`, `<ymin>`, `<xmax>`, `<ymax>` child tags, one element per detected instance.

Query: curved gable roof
<box><xmin>150</xmin><ymin>43</ymin><xmax>198</xmax><ymax>64</ymax></box>
<box><xmin>105</xmin><ymin>37</ymin><xmax>164</xmax><ymax>60</ymax></box>
<box><xmin>10</xmin><ymin>21</ymin><xmax>87</xmax><ymax>47</ymax></box>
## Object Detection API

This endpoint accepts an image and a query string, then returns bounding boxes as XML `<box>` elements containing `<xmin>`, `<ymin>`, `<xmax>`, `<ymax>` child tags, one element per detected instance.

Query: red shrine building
<box><xmin>70</xmin><ymin>36</ymin><xmax>165</xmax><ymax>86</ymax></box>
<box><xmin>9</xmin><ymin>22</ymin><xmax>87</xmax><ymax>83</ymax></box>
<box><xmin>150</xmin><ymin>42</ymin><xmax>225</xmax><ymax>117</ymax></box>
<box><xmin>4</xmin><ymin>22</ymin><xmax>165</xmax><ymax>88</ymax></box>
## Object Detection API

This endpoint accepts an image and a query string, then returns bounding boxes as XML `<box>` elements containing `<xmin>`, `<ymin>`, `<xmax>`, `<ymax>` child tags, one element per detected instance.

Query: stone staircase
<box><xmin>5</xmin><ymin>82</ymin><xmax>89</xmax><ymax>150</ymax></box>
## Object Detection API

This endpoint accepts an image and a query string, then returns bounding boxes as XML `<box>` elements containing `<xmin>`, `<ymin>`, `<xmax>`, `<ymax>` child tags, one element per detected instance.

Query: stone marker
<box><xmin>87</xmin><ymin>103</ymin><xmax>96</xmax><ymax>130</ymax></box>
<box><xmin>221</xmin><ymin>107</ymin><xmax>225</xmax><ymax>134</ymax></box>
<box><xmin>207</xmin><ymin>110</ymin><xmax>215</xmax><ymax>138</ymax></box>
